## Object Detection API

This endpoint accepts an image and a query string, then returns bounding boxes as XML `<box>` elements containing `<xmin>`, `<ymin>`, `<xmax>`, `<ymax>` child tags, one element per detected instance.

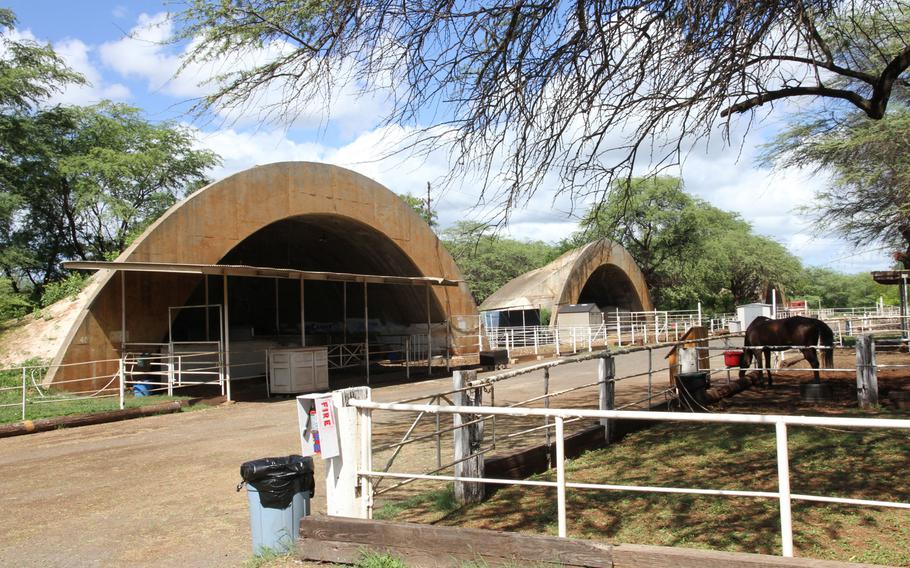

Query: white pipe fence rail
<box><xmin>375</xmin><ymin>336</ymin><xmax>737</xmax><ymax>492</ymax></box>
<box><xmin>485</xmin><ymin>313</ymin><xmax>909</xmax><ymax>360</ymax></box>
<box><xmin>348</xmin><ymin>397</ymin><xmax>910</xmax><ymax>558</ymax></box>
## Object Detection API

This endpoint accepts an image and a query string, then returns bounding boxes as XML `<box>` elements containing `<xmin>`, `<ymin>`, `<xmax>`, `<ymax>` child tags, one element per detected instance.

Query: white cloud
<box><xmin>51</xmin><ymin>38</ymin><xmax>131</xmax><ymax>105</ymax></box>
<box><xmin>99</xmin><ymin>12</ymin><xmax>393</xmax><ymax>131</ymax></box>
<box><xmin>1</xmin><ymin>26</ymin><xmax>130</xmax><ymax>106</ymax></box>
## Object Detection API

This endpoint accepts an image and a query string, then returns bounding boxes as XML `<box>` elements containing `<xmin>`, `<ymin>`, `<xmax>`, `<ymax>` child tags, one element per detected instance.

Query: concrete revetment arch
<box><xmin>479</xmin><ymin>239</ymin><xmax>652</xmax><ymax>325</ymax></box>
<box><xmin>49</xmin><ymin>162</ymin><xmax>477</xmax><ymax>387</ymax></box>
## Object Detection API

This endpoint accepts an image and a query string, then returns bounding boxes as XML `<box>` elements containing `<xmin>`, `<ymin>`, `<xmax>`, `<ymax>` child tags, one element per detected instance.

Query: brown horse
<box><xmin>738</xmin><ymin>316</ymin><xmax>835</xmax><ymax>385</ymax></box>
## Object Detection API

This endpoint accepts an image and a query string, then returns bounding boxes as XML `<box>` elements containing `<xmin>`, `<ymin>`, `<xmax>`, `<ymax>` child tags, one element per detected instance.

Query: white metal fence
<box><xmin>485</xmin><ymin>310</ymin><xmax>909</xmax><ymax>359</ymax></box>
<box><xmin>349</xmin><ymin>397</ymin><xmax>910</xmax><ymax>557</ymax></box>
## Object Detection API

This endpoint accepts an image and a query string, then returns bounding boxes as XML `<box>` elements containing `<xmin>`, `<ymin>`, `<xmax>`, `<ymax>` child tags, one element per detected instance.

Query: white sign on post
<box><xmin>296</xmin><ymin>393</ymin><xmax>340</xmax><ymax>459</ymax></box>
<box><xmin>314</xmin><ymin>395</ymin><xmax>340</xmax><ymax>458</ymax></box>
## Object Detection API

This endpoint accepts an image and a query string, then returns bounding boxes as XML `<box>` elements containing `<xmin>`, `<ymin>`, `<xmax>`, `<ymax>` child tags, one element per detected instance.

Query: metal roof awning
<box><xmin>872</xmin><ymin>270</ymin><xmax>910</xmax><ymax>285</ymax></box>
<box><xmin>63</xmin><ymin>260</ymin><xmax>462</xmax><ymax>287</ymax></box>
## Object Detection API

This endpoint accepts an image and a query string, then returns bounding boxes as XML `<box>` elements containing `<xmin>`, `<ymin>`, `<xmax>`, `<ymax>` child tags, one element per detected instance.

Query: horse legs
<box><xmin>739</xmin><ymin>349</ymin><xmax>754</xmax><ymax>379</ymax></box>
<box><xmin>802</xmin><ymin>348</ymin><xmax>821</xmax><ymax>383</ymax></box>
<box><xmin>763</xmin><ymin>348</ymin><xmax>773</xmax><ymax>386</ymax></box>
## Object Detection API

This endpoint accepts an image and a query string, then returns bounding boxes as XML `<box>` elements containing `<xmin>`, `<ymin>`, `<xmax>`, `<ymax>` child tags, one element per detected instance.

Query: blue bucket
<box><xmin>133</xmin><ymin>383</ymin><xmax>152</xmax><ymax>397</ymax></box>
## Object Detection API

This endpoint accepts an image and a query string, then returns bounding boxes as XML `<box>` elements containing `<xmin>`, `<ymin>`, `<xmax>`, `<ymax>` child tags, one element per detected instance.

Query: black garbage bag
<box><xmin>239</xmin><ymin>455</ymin><xmax>315</xmax><ymax>509</ymax></box>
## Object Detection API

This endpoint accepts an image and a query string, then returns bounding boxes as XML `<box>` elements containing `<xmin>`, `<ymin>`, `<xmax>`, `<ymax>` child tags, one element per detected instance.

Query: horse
<box><xmin>738</xmin><ymin>316</ymin><xmax>835</xmax><ymax>386</ymax></box>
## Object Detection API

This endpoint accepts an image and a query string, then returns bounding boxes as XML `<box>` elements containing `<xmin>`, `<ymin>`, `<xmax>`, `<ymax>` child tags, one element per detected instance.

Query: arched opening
<box><xmin>577</xmin><ymin>264</ymin><xmax>645</xmax><ymax>312</ymax></box>
<box><xmin>170</xmin><ymin>214</ymin><xmax>445</xmax><ymax>339</ymax></box>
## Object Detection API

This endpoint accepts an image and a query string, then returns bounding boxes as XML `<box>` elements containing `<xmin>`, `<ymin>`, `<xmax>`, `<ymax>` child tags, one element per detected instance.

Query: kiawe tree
<box><xmin>176</xmin><ymin>0</ymin><xmax>910</xmax><ymax>220</ymax></box>
<box><xmin>571</xmin><ymin>177</ymin><xmax>802</xmax><ymax>311</ymax></box>
<box><xmin>0</xmin><ymin>9</ymin><xmax>219</xmax><ymax>306</ymax></box>
<box><xmin>762</xmin><ymin>108</ymin><xmax>910</xmax><ymax>269</ymax></box>
<box><xmin>760</xmin><ymin>9</ymin><xmax>910</xmax><ymax>268</ymax></box>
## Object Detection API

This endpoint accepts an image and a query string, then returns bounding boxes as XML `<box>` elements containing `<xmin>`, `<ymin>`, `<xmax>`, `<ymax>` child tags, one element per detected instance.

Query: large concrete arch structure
<box><xmin>479</xmin><ymin>239</ymin><xmax>652</xmax><ymax>326</ymax></box>
<box><xmin>50</xmin><ymin>162</ymin><xmax>477</xmax><ymax>388</ymax></box>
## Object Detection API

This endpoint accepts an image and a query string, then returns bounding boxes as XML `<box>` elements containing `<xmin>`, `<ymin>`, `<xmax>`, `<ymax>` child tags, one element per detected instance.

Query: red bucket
<box><xmin>724</xmin><ymin>350</ymin><xmax>743</xmax><ymax>367</ymax></box>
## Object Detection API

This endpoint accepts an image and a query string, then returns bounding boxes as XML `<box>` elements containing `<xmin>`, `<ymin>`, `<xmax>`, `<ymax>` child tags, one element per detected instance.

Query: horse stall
<box><xmin>64</xmin><ymin>260</ymin><xmax>463</xmax><ymax>399</ymax></box>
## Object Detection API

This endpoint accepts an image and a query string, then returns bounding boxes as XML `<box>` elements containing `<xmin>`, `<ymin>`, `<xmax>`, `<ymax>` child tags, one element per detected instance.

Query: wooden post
<box><xmin>598</xmin><ymin>357</ymin><xmax>615</xmax><ymax>443</ymax></box>
<box><xmin>453</xmin><ymin>370</ymin><xmax>484</xmax><ymax>504</ymax></box>
<box><xmin>325</xmin><ymin>386</ymin><xmax>372</xmax><ymax>518</ymax></box>
<box><xmin>855</xmin><ymin>334</ymin><xmax>878</xmax><ymax>408</ymax></box>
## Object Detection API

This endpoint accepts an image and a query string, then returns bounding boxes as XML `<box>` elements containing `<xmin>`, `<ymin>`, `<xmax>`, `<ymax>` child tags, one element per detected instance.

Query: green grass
<box><xmin>354</xmin><ymin>551</ymin><xmax>409</xmax><ymax>568</ymax></box>
<box><xmin>0</xmin><ymin>360</ymin><xmax>191</xmax><ymax>424</ymax></box>
<box><xmin>382</xmin><ymin>411</ymin><xmax>910</xmax><ymax>564</ymax></box>
<box><xmin>373</xmin><ymin>484</ymin><xmax>457</xmax><ymax>520</ymax></box>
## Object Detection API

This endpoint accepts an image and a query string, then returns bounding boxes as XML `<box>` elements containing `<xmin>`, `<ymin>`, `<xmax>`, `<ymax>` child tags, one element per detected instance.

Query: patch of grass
<box><xmin>244</xmin><ymin>547</ymin><xmax>296</xmax><ymax>568</ymax></box>
<box><xmin>354</xmin><ymin>550</ymin><xmax>408</xmax><ymax>568</ymax></box>
<box><xmin>0</xmin><ymin>360</ymin><xmax>192</xmax><ymax>424</ymax></box>
<box><xmin>435</xmin><ymin>411</ymin><xmax>910</xmax><ymax>564</ymax></box>
<box><xmin>373</xmin><ymin>484</ymin><xmax>457</xmax><ymax>521</ymax></box>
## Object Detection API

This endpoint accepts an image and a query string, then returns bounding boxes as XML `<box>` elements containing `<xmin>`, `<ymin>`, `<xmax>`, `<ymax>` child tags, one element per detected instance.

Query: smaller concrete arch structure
<box><xmin>479</xmin><ymin>239</ymin><xmax>652</xmax><ymax>327</ymax></box>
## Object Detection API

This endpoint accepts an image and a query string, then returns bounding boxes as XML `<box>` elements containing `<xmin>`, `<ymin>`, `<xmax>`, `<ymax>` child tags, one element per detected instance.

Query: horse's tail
<box><xmin>819</xmin><ymin>321</ymin><xmax>835</xmax><ymax>369</ymax></box>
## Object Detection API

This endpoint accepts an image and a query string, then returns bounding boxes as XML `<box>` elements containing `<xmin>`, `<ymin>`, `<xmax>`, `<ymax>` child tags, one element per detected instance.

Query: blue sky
<box><xmin>3</xmin><ymin>1</ymin><xmax>896</xmax><ymax>274</ymax></box>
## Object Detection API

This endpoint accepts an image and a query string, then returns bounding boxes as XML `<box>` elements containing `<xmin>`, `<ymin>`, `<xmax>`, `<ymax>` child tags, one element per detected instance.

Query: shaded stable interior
<box><xmin>73</xmin><ymin>214</ymin><xmax>454</xmax><ymax>393</ymax></box>
<box><xmin>174</xmin><ymin>215</ymin><xmax>446</xmax><ymax>343</ymax></box>
<box><xmin>576</xmin><ymin>264</ymin><xmax>646</xmax><ymax>313</ymax></box>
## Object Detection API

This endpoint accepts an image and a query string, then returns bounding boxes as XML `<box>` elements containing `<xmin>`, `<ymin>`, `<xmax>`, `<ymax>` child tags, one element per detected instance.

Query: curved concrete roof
<box><xmin>479</xmin><ymin>239</ymin><xmax>652</xmax><ymax>320</ymax></box>
<box><xmin>49</xmin><ymin>162</ymin><xmax>477</xmax><ymax>386</ymax></box>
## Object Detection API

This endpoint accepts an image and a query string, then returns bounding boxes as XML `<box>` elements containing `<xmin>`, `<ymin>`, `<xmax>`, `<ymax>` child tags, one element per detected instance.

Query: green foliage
<box><xmin>40</xmin><ymin>273</ymin><xmax>88</xmax><ymax>307</ymax></box>
<box><xmin>398</xmin><ymin>193</ymin><xmax>437</xmax><ymax>228</ymax></box>
<box><xmin>443</xmin><ymin>222</ymin><xmax>560</xmax><ymax>304</ymax></box>
<box><xmin>792</xmin><ymin>268</ymin><xmax>899</xmax><ymax>308</ymax></box>
<box><xmin>0</xmin><ymin>9</ymin><xmax>86</xmax><ymax>112</ymax></box>
<box><xmin>355</xmin><ymin>551</ymin><xmax>409</xmax><ymax>568</ymax></box>
<box><xmin>539</xmin><ymin>307</ymin><xmax>551</xmax><ymax>326</ymax></box>
<box><xmin>570</xmin><ymin>177</ymin><xmax>802</xmax><ymax>312</ymax></box>
<box><xmin>761</xmin><ymin>107</ymin><xmax>910</xmax><ymax>268</ymax></box>
<box><xmin>1</xmin><ymin>96</ymin><xmax>219</xmax><ymax>294</ymax></box>
<box><xmin>0</xmin><ymin>276</ymin><xmax>32</xmax><ymax>320</ymax></box>
<box><xmin>0</xmin><ymin>12</ymin><xmax>221</xmax><ymax>300</ymax></box>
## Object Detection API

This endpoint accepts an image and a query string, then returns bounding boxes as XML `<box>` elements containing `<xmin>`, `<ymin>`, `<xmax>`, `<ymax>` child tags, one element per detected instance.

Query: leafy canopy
<box><xmin>175</xmin><ymin>0</ymin><xmax>910</xmax><ymax>222</ymax></box>
<box><xmin>0</xmin><ymin>101</ymin><xmax>220</xmax><ymax>291</ymax></box>
<box><xmin>570</xmin><ymin>177</ymin><xmax>803</xmax><ymax>312</ymax></box>
<box><xmin>0</xmin><ymin>9</ymin><xmax>85</xmax><ymax>112</ymax></box>
<box><xmin>761</xmin><ymin>107</ymin><xmax>910</xmax><ymax>268</ymax></box>
<box><xmin>442</xmin><ymin>221</ymin><xmax>560</xmax><ymax>304</ymax></box>
<box><xmin>0</xmin><ymin>10</ymin><xmax>220</xmax><ymax>312</ymax></box>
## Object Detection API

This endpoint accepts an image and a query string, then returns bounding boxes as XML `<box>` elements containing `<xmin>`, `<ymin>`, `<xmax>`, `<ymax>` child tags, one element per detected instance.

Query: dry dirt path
<box><xmin>0</xmin><ymin>343</ymin><xmax>731</xmax><ymax>568</ymax></box>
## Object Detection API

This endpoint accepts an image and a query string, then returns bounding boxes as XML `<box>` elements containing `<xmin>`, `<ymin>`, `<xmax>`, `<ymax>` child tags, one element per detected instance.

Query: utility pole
<box><xmin>426</xmin><ymin>181</ymin><xmax>432</xmax><ymax>222</ymax></box>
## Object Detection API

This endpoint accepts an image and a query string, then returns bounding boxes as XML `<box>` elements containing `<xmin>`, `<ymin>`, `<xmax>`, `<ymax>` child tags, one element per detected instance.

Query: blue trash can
<box><xmin>239</xmin><ymin>455</ymin><xmax>315</xmax><ymax>555</ymax></box>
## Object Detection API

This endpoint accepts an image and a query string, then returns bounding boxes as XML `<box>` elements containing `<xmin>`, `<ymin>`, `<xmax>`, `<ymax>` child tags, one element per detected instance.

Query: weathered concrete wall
<box><xmin>49</xmin><ymin>162</ymin><xmax>477</xmax><ymax>389</ymax></box>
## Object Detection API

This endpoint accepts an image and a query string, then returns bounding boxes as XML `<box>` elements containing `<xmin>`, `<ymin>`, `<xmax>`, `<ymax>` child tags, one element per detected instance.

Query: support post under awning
<box><xmin>364</xmin><ymin>282</ymin><xmax>370</xmax><ymax>385</ymax></box>
<box><xmin>223</xmin><ymin>275</ymin><xmax>232</xmax><ymax>402</ymax></box>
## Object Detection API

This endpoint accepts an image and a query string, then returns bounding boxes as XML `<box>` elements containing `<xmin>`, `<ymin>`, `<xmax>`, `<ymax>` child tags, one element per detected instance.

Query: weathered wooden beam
<box><xmin>0</xmin><ymin>400</ymin><xmax>185</xmax><ymax>438</ymax></box>
<box><xmin>297</xmin><ymin>516</ymin><xmax>612</xmax><ymax>567</ymax></box>
<box><xmin>612</xmin><ymin>543</ymin><xmax>885</xmax><ymax>568</ymax></box>
<box><xmin>296</xmin><ymin>517</ymin><xmax>883</xmax><ymax>568</ymax></box>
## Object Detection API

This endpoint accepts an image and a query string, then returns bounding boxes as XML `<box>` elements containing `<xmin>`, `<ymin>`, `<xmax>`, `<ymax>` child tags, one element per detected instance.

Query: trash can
<box><xmin>676</xmin><ymin>371</ymin><xmax>711</xmax><ymax>409</ymax></box>
<box><xmin>239</xmin><ymin>455</ymin><xmax>315</xmax><ymax>555</ymax></box>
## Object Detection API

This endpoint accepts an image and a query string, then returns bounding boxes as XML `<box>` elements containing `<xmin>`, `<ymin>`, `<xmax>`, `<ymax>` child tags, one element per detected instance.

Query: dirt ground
<box><xmin>20</xmin><ymin>339</ymin><xmax>893</xmax><ymax>568</ymax></box>
<box><xmin>724</xmin><ymin>348</ymin><xmax>910</xmax><ymax>413</ymax></box>
<box><xmin>0</xmin><ymin>345</ymin><xmax>686</xmax><ymax>568</ymax></box>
